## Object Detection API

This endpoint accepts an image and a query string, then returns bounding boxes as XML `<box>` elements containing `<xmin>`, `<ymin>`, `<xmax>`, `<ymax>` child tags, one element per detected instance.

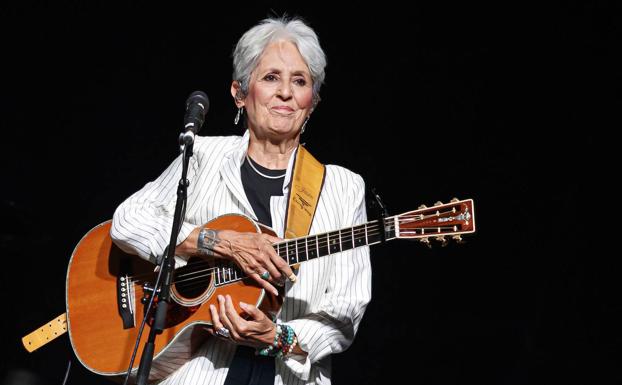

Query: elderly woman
<box><xmin>111</xmin><ymin>17</ymin><xmax>371</xmax><ymax>385</ymax></box>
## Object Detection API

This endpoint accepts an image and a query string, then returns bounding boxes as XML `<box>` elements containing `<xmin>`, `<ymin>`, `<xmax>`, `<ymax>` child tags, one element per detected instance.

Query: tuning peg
<box><xmin>419</xmin><ymin>237</ymin><xmax>432</xmax><ymax>248</ymax></box>
<box><xmin>452</xmin><ymin>235</ymin><xmax>464</xmax><ymax>244</ymax></box>
<box><xmin>418</xmin><ymin>204</ymin><xmax>427</xmax><ymax>209</ymax></box>
<box><xmin>434</xmin><ymin>201</ymin><xmax>443</xmax><ymax>206</ymax></box>
<box><xmin>434</xmin><ymin>236</ymin><xmax>447</xmax><ymax>247</ymax></box>
<box><xmin>450</xmin><ymin>197</ymin><xmax>459</xmax><ymax>203</ymax></box>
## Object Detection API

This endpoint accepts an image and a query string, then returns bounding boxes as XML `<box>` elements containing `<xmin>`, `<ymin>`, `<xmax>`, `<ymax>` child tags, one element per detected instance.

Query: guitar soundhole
<box><xmin>173</xmin><ymin>257</ymin><xmax>212</xmax><ymax>300</ymax></box>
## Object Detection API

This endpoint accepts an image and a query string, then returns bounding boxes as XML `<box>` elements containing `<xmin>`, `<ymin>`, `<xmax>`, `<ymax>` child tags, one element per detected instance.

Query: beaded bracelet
<box><xmin>258</xmin><ymin>324</ymin><xmax>297</xmax><ymax>357</ymax></box>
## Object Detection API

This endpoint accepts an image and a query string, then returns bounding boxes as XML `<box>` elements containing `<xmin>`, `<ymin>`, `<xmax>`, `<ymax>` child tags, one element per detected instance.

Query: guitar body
<box><xmin>66</xmin><ymin>214</ymin><xmax>277</xmax><ymax>380</ymax></box>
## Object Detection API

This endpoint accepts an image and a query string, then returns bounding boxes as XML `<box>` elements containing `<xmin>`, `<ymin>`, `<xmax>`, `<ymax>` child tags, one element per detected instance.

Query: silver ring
<box><xmin>215</xmin><ymin>327</ymin><xmax>230</xmax><ymax>338</ymax></box>
<box><xmin>260</xmin><ymin>271</ymin><xmax>270</xmax><ymax>280</ymax></box>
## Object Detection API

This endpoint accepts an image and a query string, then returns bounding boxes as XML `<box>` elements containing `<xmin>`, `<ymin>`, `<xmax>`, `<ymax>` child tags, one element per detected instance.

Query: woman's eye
<box><xmin>264</xmin><ymin>74</ymin><xmax>277</xmax><ymax>81</ymax></box>
<box><xmin>294</xmin><ymin>78</ymin><xmax>307</xmax><ymax>86</ymax></box>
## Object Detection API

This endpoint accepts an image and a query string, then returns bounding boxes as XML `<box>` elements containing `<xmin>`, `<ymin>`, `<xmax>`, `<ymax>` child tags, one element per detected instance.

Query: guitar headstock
<box><xmin>393</xmin><ymin>198</ymin><xmax>475</xmax><ymax>247</ymax></box>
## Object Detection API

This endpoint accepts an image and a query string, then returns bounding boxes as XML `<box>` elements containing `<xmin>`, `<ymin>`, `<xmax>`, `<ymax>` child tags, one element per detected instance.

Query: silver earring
<box><xmin>234</xmin><ymin>107</ymin><xmax>243</xmax><ymax>125</ymax></box>
<box><xmin>301</xmin><ymin>115</ymin><xmax>310</xmax><ymax>134</ymax></box>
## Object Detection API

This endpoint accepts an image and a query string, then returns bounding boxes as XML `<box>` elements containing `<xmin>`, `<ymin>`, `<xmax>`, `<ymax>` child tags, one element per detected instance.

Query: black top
<box><xmin>231</xmin><ymin>155</ymin><xmax>286</xmax><ymax>383</ymax></box>
<box><xmin>240</xmin><ymin>155</ymin><xmax>286</xmax><ymax>227</ymax></box>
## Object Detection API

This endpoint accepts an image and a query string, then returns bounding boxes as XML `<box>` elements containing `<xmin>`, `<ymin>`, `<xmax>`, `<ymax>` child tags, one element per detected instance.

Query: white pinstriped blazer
<box><xmin>111</xmin><ymin>130</ymin><xmax>372</xmax><ymax>385</ymax></box>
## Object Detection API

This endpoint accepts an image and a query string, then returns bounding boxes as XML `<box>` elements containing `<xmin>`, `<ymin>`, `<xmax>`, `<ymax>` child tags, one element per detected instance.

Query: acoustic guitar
<box><xmin>63</xmin><ymin>198</ymin><xmax>475</xmax><ymax>379</ymax></box>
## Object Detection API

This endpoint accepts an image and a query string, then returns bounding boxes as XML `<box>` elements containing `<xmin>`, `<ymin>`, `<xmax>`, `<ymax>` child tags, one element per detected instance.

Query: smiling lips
<box><xmin>271</xmin><ymin>106</ymin><xmax>295</xmax><ymax>114</ymax></box>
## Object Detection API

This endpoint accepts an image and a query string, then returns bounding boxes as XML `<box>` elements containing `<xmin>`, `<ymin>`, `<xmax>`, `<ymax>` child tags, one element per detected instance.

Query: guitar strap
<box><xmin>284</xmin><ymin>145</ymin><xmax>325</xmax><ymax>240</ymax></box>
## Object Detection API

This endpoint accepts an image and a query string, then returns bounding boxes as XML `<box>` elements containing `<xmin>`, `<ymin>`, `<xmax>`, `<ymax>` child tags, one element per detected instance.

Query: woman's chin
<box><xmin>266</xmin><ymin>125</ymin><xmax>300</xmax><ymax>137</ymax></box>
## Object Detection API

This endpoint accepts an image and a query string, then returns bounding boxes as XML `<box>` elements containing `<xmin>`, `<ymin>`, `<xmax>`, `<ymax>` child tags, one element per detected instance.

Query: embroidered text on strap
<box><xmin>284</xmin><ymin>146</ymin><xmax>326</xmax><ymax>240</ymax></box>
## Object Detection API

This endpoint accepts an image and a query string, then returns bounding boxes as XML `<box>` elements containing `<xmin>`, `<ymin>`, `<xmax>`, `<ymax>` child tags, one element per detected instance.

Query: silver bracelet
<box><xmin>197</xmin><ymin>228</ymin><xmax>218</xmax><ymax>256</ymax></box>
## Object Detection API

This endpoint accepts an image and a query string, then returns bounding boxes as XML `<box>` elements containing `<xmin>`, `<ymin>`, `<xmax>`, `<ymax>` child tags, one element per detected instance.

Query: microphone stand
<box><xmin>132</xmin><ymin>133</ymin><xmax>194</xmax><ymax>385</ymax></box>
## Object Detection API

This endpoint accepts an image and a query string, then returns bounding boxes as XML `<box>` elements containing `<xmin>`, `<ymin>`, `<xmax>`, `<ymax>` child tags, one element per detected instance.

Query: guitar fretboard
<box><xmin>275</xmin><ymin>220</ymin><xmax>392</xmax><ymax>265</ymax></box>
<box><xmin>213</xmin><ymin>219</ymin><xmax>394</xmax><ymax>286</ymax></box>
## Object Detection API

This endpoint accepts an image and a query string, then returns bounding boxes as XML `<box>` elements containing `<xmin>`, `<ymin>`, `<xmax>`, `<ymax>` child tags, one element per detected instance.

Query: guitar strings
<box><xmin>129</xmin><ymin>225</ymin><xmax>388</xmax><ymax>285</ymax></box>
<box><xmin>125</xmin><ymin>207</ymin><xmax>465</xmax><ymax>287</ymax></box>
<box><xmin>127</xmin><ymin>221</ymin><xmax>392</xmax><ymax>284</ymax></box>
<box><xmin>127</xmin><ymin>216</ymin><xmax>461</xmax><ymax>288</ymax></box>
<box><xmin>131</xmin><ymin>224</ymin><xmax>460</xmax><ymax>294</ymax></box>
<box><xmin>170</xmin><ymin>225</ymin><xmax>459</xmax><ymax>293</ymax></box>
<box><xmin>169</xmin><ymin>209</ymin><xmax>458</xmax><ymax>283</ymax></box>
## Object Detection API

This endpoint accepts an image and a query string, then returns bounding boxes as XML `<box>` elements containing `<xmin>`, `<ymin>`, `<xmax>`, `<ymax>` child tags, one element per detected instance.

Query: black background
<box><xmin>0</xmin><ymin>2</ymin><xmax>617</xmax><ymax>385</ymax></box>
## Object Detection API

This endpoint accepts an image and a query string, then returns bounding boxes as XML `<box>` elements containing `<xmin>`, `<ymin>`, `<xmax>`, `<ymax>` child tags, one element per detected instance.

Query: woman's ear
<box><xmin>230</xmin><ymin>81</ymin><xmax>244</xmax><ymax>107</ymax></box>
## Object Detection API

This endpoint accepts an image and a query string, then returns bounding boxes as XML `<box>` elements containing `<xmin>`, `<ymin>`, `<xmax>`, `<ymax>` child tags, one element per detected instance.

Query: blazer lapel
<box><xmin>219</xmin><ymin>134</ymin><xmax>257</xmax><ymax>220</ymax></box>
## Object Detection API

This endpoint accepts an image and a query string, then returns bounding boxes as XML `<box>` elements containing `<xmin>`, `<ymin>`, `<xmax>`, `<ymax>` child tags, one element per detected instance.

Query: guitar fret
<box><xmin>288</xmin><ymin>241</ymin><xmax>297</xmax><ymax>265</ymax></box>
<box><xmin>319</xmin><ymin>233</ymin><xmax>329</xmax><ymax>256</ymax></box>
<box><xmin>297</xmin><ymin>239</ymin><xmax>307</xmax><ymax>261</ymax></box>
<box><xmin>305</xmin><ymin>237</ymin><xmax>309</xmax><ymax>260</ymax></box>
<box><xmin>353</xmin><ymin>224</ymin><xmax>366</xmax><ymax>247</ymax></box>
<box><xmin>339</xmin><ymin>230</ymin><xmax>342</xmax><ymax>252</ymax></box>
<box><xmin>329</xmin><ymin>231</ymin><xmax>340</xmax><ymax>253</ymax></box>
<box><xmin>326</xmin><ymin>233</ymin><xmax>329</xmax><ymax>255</ymax></box>
<box><xmin>316</xmin><ymin>235</ymin><xmax>320</xmax><ymax>257</ymax></box>
<box><xmin>307</xmin><ymin>236</ymin><xmax>317</xmax><ymax>260</ymax></box>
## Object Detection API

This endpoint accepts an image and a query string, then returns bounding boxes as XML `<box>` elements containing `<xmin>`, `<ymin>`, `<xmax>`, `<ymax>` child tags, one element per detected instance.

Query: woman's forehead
<box><xmin>254</xmin><ymin>40</ymin><xmax>310</xmax><ymax>74</ymax></box>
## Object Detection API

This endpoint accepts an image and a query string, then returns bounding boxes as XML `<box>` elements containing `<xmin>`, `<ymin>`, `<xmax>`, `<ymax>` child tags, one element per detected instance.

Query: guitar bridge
<box><xmin>117</xmin><ymin>274</ymin><xmax>135</xmax><ymax>329</ymax></box>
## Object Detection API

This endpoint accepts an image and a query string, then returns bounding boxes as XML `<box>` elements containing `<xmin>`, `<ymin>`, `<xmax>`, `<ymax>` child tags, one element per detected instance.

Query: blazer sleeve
<box><xmin>110</xmin><ymin>152</ymin><xmax>200</xmax><ymax>265</ymax></box>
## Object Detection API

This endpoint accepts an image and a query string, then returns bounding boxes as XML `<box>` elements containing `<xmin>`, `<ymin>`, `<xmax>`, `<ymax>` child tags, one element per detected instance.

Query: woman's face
<box><xmin>236</xmin><ymin>40</ymin><xmax>314</xmax><ymax>140</ymax></box>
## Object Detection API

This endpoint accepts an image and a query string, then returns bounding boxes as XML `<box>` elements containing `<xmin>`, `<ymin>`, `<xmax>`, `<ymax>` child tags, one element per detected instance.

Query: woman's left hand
<box><xmin>208</xmin><ymin>294</ymin><xmax>276</xmax><ymax>348</ymax></box>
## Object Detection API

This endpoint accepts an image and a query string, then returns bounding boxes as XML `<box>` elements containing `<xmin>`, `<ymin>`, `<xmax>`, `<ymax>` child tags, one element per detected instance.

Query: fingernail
<box><xmin>218</xmin><ymin>295</ymin><xmax>224</xmax><ymax>301</ymax></box>
<box><xmin>273</xmin><ymin>289</ymin><xmax>279</xmax><ymax>296</ymax></box>
<box><xmin>239</xmin><ymin>301</ymin><xmax>248</xmax><ymax>308</ymax></box>
<box><xmin>210</xmin><ymin>304</ymin><xmax>215</xmax><ymax>311</ymax></box>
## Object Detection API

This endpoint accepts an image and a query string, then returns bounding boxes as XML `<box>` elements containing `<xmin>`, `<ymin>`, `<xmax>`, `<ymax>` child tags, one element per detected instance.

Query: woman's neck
<box><xmin>247</xmin><ymin>131</ymin><xmax>299</xmax><ymax>170</ymax></box>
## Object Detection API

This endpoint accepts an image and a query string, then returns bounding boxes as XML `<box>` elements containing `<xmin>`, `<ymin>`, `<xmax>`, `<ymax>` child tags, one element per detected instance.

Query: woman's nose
<box><xmin>277</xmin><ymin>82</ymin><xmax>292</xmax><ymax>99</ymax></box>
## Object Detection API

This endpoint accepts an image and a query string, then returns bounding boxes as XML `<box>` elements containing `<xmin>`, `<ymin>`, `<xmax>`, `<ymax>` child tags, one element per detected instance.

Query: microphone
<box><xmin>181</xmin><ymin>91</ymin><xmax>209</xmax><ymax>144</ymax></box>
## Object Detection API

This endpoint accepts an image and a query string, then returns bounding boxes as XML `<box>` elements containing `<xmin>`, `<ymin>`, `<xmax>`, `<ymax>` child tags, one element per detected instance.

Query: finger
<box><xmin>239</xmin><ymin>301</ymin><xmax>264</xmax><ymax>321</ymax></box>
<box><xmin>258</xmin><ymin>235</ymin><xmax>292</xmax><ymax>273</ymax></box>
<box><xmin>268</xmin><ymin>250</ymin><xmax>295</xmax><ymax>281</ymax></box>
<box><xmin>224</xmin><ymin>295</ymin><xmax>244</xmax><ymax>325</ymax></box>
<box><xmin>258</xmin><ymin>247</ymin><xmax>283</xmax><ymax>282</ymax></box>
<box><xmin>262</xmin><ymin>234</ymin><xmax>283</xmax><ymax>244</ymax></box>
<box><xmin>217</xmin><ymin>295</ymin><xmax>239</xmax><ymax>340</ymax></box>
<box><xmin>250</xmin><ymin>273</ymin><xmax>279</xmax><ymax>296</ymax></box>
<box><xmin>209</xmin><ymin>304</ymin><xmax>224</xmax><ymax>333</ymax></box>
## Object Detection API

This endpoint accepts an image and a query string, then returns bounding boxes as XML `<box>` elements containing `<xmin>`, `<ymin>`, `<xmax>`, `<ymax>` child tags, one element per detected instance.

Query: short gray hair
<box><xmin>232</xmin><ymin>17</ymin><xmax>327</xmax><ymax>104</ymax></box>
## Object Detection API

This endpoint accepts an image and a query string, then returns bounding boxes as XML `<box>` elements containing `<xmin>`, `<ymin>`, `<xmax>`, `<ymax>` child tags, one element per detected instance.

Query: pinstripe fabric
<box><xmin>111</xmin><ymin>130</ymin><xmax>372</xmax><ymax>385</ymax></box>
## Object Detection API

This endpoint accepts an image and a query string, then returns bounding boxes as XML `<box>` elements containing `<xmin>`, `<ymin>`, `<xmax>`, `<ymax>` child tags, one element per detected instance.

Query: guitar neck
<box><xmin>213</xmin><ymin>198</ymin><xmax>474</xmax><ymax>285</ymax></box>
<box><xmin>274</xmin><ymin>219</ymin><xmax>395</xmax><ymax>266</ymax></box>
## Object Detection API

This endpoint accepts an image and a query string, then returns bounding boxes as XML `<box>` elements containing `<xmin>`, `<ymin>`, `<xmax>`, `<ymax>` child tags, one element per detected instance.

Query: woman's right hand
<box><xmin>177</xmin><ymin>227</ymin><xmax>294</xmax><ymax>296</ymax></box>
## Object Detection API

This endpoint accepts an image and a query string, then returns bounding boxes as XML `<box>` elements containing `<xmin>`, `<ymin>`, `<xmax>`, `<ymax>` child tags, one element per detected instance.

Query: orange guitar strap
<box><xmin>284</xmin><ymin>145</ymin><xmax>325</xmax><ymax>240</ymax></box>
